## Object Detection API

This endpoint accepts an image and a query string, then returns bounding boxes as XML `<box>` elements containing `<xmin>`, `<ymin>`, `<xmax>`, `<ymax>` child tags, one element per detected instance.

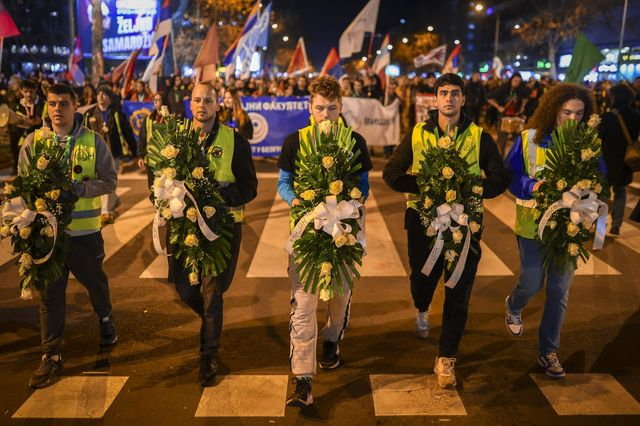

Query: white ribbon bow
<box><xmin>153</xmin><ymin>175</ymin><xmax>187</xmax><ymax>218</ymax></box>
<box><xmin>538</xmin><ymin>185</ymin><xmax>608</xmax><ymax>250</ymax></box>
<box><xmin>422</xmin><ymin>202</ymin><xmax>471</xmax><ymax>289</ymax></box>
<box><xmin>151</xmin><ymin>175</ymin><xmax>219</xmax><ymax>256</ymax></box>
<box><xmin>1</xmin><ymin>196</ymin><xmax>59</xmax><ymax>267</ymax></box>
<box><xmin>286</xmin><ymin>195</ymin><xmax>364</xmax><ymax>255</ymax></box>
<box><xmin>313</xmin><ymin>195</ymin><xmax>360</xmax><ymax>238</ymax></box>
<box><xmin>562</xmin><ymin>186</ymin><xmax>605</xmax><ymax>228</ymax></box>
<box><xmin>2</xmin><ymin>197</ymin><xmax>36</xmax><ymax>229</ymax></box>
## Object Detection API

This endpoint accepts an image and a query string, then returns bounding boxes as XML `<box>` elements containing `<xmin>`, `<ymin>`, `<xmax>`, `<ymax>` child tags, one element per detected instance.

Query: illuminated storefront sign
<box><xmin>77</xmin><ymin>0</ymin><xmax>159</xmax><ymax>59</ymax></box>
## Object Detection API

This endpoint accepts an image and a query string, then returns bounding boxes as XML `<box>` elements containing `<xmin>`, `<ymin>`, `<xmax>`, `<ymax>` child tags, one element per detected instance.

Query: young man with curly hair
<box><xmin>277</xmin><ymin>76</ymin><xmax>372</xmax><ymax>407</ymax></box>
<box><xmin>504</xmin><ymin>83</ymin><xmax>606</xmax><ymax>378</ymax></box>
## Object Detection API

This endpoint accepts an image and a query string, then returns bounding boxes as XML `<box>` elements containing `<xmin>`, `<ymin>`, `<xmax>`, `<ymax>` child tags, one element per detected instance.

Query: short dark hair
<box><xmin>19</xmin><ymin>79</ymin><xmax>38</xmax><ymax>91</ymax></box>
<box><xmin>96</xmin><ymin>84</ymin><xmax>114</xmax><ymax>99</ymax></box>
<box><xmin>47</xmin><ymin>83</ymin><xmax>76</xmax><ymax>102</ymax></box>
<box><xmin>434</xmin><ymin>73</ymin><xmax>465</xmax><ymax>95</ymax></box>
<box><xmin>610</xmin><ymin>83</ymin><xmax>634</xmax><ymax>106</ymax></box>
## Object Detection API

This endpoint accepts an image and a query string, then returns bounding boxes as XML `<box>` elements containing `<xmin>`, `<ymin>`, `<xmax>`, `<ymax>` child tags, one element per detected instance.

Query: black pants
<box><xmin>171</xmin><ymin>223</ymin><xmax>242</xmax><ymax>358</ymax></box>
<box><xmin>405</xmin><ymin>209</ymin><xmax>481</xmax><ymax>357</ymax></box>
<box><xmin>10</xmin><ymin>136</ymin><xmax>20</xmax><ymax>174</ymax></box>
<box><xmin>40</xmin><ymin>232</ymin><xmax>112</xmax><ymax>356</ymax></box>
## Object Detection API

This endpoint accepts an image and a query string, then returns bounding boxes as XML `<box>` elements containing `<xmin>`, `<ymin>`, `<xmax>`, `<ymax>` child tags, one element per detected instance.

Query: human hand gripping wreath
<box><xmin>1</xmin><ymin>126</ymin><xmax>77</xmax><ymax>299</ymax></box>
<box><xmin>533</xmin><ymin>115</ymin><xmax>609</xmax><ymax>270</ymax></box>
<box><xmin>415</xmin><ymin>127</ymin><xmax>484</xmax><ymax>288</ymax></box>
<box><xmin>147</xmin><ymin>110</ymin><xmax>235</xmax><ymax>284</ymax></box>
<box><xmin>285</xmin><ymin>120</ymin><xmax>366</xmax><ymax>301</ymax></box>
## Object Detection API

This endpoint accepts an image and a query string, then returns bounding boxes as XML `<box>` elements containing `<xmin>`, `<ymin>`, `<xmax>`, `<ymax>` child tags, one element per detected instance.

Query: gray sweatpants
<box><xmin>288</xmin><ymin>256</ymin><xmax>352</xmax><ymax>377</ymax></box>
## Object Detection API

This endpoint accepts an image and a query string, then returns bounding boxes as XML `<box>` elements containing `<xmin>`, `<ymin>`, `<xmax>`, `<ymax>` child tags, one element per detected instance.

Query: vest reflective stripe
<box><xmin>207</xmin><ymin>124</ymin><xmax>243</xmax><ymax>222</ymax></box>
<box><xmin>515</xmin><ymin>129</ymin><xmax>549</xmax><ymax>239</ymax></box>
<box><xmin>35</xmin><ymin>131</ymin><xmax>101</xmax><ymax>232</ymax></box>
<box><xmin>144</xmin><ymin>116</ymin><xmax>159</xmax><ymax>167</ymax></box>
<box><xmin>407</xmin><ymin>122</ymin><xmax>482</xmax><ymax>211</ymax></box>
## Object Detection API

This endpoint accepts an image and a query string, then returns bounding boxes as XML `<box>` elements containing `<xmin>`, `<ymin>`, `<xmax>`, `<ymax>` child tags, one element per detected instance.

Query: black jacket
<box><xmin>383</xmin><ymin>110</ymin><xmax>509</xmax><ymax>228</ymax></box>
<box><xmin>599</xmin><ymin>104</ymin><xmax>640</xmax><ymax>186</ymax></box>
<box><xmin>84</xmin><ymin>105</ymin><xmax>137</xmax><ymax>158</ymax></box>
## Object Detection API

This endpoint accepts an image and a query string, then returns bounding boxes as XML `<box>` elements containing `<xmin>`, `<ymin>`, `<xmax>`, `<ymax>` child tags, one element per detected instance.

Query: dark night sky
<box><xmin>271</xmin><ymin>0</ymin><xmax>461</xmax><ymax>67</ymax></box>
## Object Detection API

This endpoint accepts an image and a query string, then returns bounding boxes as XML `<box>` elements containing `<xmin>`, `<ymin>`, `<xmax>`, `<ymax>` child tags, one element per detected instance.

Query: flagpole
<box><xmin>616</xmin><ymin>0</ymin><xmax>628</xmax><ymax>80</ymax></box>
<box><xmin>170</xmin><ymin>28</ymin><xmax>178</xmax><ymax>75</ymax></box>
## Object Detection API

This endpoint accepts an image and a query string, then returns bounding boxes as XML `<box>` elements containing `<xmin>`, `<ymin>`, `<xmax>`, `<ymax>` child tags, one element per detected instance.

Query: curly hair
<box><xmin>309</xmin><ymin>76</ymin><xmax>341</xmax><ymax>103</ymax></box>
<box><xmin>527</xmin><ymin>83</ymin><xmax>595</xmax><ymax>144</ymax></box>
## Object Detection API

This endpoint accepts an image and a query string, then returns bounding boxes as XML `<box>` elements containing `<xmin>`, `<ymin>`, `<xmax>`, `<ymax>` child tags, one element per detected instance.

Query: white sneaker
<box><xmin>415</xmin><ymin>310</ymin><xmax>430</xmax><ymax>339</ymax></box>
<box><xmin>505</xmin><ymin>296</ymin><xmax>523</xmax><ymax>336</ymax></box>
<box><xmin>434</xmin><ymin>356</ymin><xmax>457</xmax><ymax>388</ymax></box>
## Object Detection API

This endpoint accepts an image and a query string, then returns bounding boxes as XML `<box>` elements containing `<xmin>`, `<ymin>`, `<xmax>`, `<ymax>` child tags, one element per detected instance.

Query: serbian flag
<box><xmin>0</xmin><ymin>0</ymin><xmax>20</xmax><ymax>69</ymax></box>
<box><xmin>193</xmin><ymin>25</ymin><xmax>219</xmax><ymax>83</ymax></box>
<box><xmin>287</xmin><ymin>37</ymin><xmax>311</xmax><ymax>75</ymax></box>
<box><xmin>112</xmin><ymin>49</ymin><xmax>139</xmax><ymax>84</ymax></box>
<box><xmin>142</xmin><ymin>0</ymin><xmax>171</xmax><ymax>92</ymax></box>
<box><xmin>222</xmin><ymin>0</ymin><xmax>261</xmax><ymax>76</ymax></box>
<box><xmin>372</xmin><ymin>33</ymin><xmax>390</xmax><ymax>89</ymax></box>
<box><xmin>66</xmin><ymin>36</ymin><xmax>85</xmax><ymax>84</ymax></box>
<box><xmin>442</xmin><ymin>44</ymin><xmax>461</xmax><ymax>74</ymax></box>
<box><xmin>320</xmin><ymin>47</ymin><xmax>343</xmax><ymax>78</ymax></box>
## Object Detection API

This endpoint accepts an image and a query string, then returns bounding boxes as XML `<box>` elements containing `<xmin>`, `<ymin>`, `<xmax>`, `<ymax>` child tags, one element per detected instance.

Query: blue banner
<box><xmin>122</xmin><ymin>101</ymin><xmax>153</xmax><ymax>139</ymax></box>
<box><xmin>122</xmin><ymin>97</ymin><xmax>310</xmax><ymax>157</ymax></box>
<box><xmin>77</xmin><ymin>0</ymin><xmax>158</xmax><ymax>59</ymax></box>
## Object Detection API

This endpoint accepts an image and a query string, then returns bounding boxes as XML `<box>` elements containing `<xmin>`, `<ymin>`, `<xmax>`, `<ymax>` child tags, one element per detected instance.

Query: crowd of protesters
<box><xmin>1</xmin><ymin>68</ymin><xmax>640</xmax><ymax>227</ymax></box>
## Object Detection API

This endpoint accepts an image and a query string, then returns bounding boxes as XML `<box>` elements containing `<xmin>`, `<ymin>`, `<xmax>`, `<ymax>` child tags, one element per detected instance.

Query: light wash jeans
<box><xmin>507</xmin><ymin>237</ymin><xmax>575</xmax><ymax>356</ymax></box>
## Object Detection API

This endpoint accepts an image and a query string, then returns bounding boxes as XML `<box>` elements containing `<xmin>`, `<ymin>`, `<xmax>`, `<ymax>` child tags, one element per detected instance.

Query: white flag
<box><xmin>339</xmin><ymin>0</ymin><xmax>380</xmax><ymax>59</ymax></box>
<box><xmin>491</xmin><ymin>56</ymin><xmax>504</xmax><ymax>76</ymax></box>
<box><xmin>413</xmin><ymin>45</ymin><xmax>447</xmax><ymax>68</ymax></box>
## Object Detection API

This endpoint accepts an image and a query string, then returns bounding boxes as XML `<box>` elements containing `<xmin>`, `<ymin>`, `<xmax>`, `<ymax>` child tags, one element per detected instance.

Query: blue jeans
<box><xmin>507</xmin><ymin>237</ymin><xmax>575</xmax><ymax>356</ymax></box>
<box><xmin>612</xmin><ymin>185</ymin><xmax>627</xmax><ymax>228</ymax></box>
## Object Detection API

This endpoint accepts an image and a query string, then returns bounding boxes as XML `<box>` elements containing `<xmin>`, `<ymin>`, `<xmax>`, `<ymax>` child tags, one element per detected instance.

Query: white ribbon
<box><xmin>286</xmin><ymin>195</ymin><xmax>364</xmax><ymax>254</ymax></box>
<box><xmin>538</xmin><ymin>185</ymin><xmax>608</xmax><ymax>250</ymax></box>
<box><xmin>421</xmin><ymin>203</ymin><xmax>472</xmax><ymax>289</ymax></box>
<box><xmin>1</xmin><ymin>196</ymin><xmax>59</xmax><ymax>265</ymax></box>
<box><xmin>152</xmin><ymin>175</ymin><xmax>219</xmax><ymax>256</ymax></box>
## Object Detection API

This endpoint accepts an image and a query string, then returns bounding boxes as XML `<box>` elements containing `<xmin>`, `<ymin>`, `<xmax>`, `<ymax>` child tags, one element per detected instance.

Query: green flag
<box><xmin>565</xmin><ymin>32</ymin><xmax>604</xmax><ymax>83</ymax></box>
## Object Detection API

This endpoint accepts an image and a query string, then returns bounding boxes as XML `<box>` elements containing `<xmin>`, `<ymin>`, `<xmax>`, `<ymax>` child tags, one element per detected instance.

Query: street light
<box><xmin>427</xmin><ymin>26</ymin><xmax>434</xmax><ymax>32</ymax></box>
<box><xmin>272</xmin><ymin>23</ymin><xmax>278</xmax><ymax>29</ymax></box>
<box><xmin>362</xmin><ymin>56</ymin><xmax>368</xmax><ymax>62</ymax></box>
<box><xmin>402</xmin><ymin>37</ymin><xmax>408</xmax><ymax>43</ymax></box>
<box><xmin>454</xmin><ymin>39</ymin><xmax>460</xmax><ymax>45</ymax></box>
<box><xmin>282</xmin><ymin>35</ymin><xmax>289</xmax><ymax>42</ymax></box>
<box><xmin>474</xmin><ymin>3</ymin><xmax>484</xmax><ymax>12</ymax></box>
<box><xmin>514</xmin><ymin>24</ymin><xmax>520</xmax><ymax>30</ymax></box>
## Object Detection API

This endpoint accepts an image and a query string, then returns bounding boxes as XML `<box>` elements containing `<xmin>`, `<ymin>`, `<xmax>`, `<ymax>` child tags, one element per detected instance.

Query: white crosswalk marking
<box><xmin>531</xmin><ymin>373</ymin><xmax>640</xmax><ymax>415</ymax></box>
<box><xmin>195</xmin><ymin>375</ymin><xmax>289</xmax><ymax>417</ymax></box>
<box><xmin>103</xmin><ymin>197</ymin><xmax>154</xmax><ymax>262</ymax></box>
<box><xmin>245</xmin><ymin>190</ymin><xmax>406</xmax><ymax>278</ymax></box>
<box><xmin>483</xmin><ymin>196</ymin><xmax>621</xmax><ymax>275</ymax></box>
<box><xmin>370</xmin><ymin>374</ymin><xmax>467</xmax><ymax>416</ymax></box>
<box><xmin>12</xmin><ymin>376</ymin><xmax>128</xmax><ymax>419</ymax></box>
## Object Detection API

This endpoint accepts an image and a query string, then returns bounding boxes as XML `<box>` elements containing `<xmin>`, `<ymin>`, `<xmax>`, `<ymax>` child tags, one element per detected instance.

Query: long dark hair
<box><xmin>527</xmin><ymin>83</ymin><xmax>595</xmax><ymax>144</ymax></box>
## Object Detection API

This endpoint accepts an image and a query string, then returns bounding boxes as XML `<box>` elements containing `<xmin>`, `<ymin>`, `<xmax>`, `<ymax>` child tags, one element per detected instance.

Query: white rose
<box><xmin>437</xmin><ymin>136</ymin><xmax>453</xmax><ymax>149</ymax></box>
<box><xmin>19</xmin><ymin>227</ymin><xmax>31</xmax><ymax>239</ymax></box>
<box><xmin>576</xmin><ymin>179</ymin><xmax>592</xmax><ymax>190</ymax></box>
<box><xmin>191</xmin><ymin>167</ymin><xmax>205</xmax><ymax>179</ymax></box>
<box><xmin>548</xmin><ymin>220</ymin><xmax>557</xmax><ymax>230</ymax></box>
<box><xmin>162</xmin><ymin>168</ymin><xmax>176</xmax><ymax>179</ymax></box>
<box><xmin>442</xmin><ymin>166</ymin><xmax>455</xmax><ymax>179</ymax></box>
<box><xmin>334</xmin><ymin>234</ymin><xmax>348</xmax><ymax>248</ymax></box>
<box><xmin>568</xmin><ymin>243</ymin><xmax>580</xmax><ymax>257</ymax></box>
<box><xmin>188</xmin><ymin>272</ymin><xmax>199</xmax><ymax>285</ymax></box>
<box><xmin>445</xmin><ymin>249</ymin><xmax>458</xmax><ymax>262</ymax></box>
<box><xmin>300</xmin><ymin>190</ymin><xmax>316</xmax><ymax>201</ymax></box>
<box><xmin>567</xmin><ymin>222</ymin><xmax>580</xmax><ymax>237</ymax></box>
<box><xmin>203</xmin><ymin>206</ymin><xmax>216</xmax><ymax>218</ymax></box>
<box><xmin>160</xmin><ymin>105</ymin><xmax>170</xmax><ymax>117</ymax></box>
<box><xmin>318</xmin><ymin>120</ymin><xmax>333</xmax><ymax>135</ymax></box>
<box><xmin>319</xmin><ymin>287</ymin><xmax>331</xmax><ymax>301</ymax></box>
<box><xmin>452</xmin><ymin>229</ymin><xmax>464</xmax><ymax>244</ymax></box>
<box><xmin>587</xmin><ymin>114</ymin><xmax>601</xmax><ymax>129</ymax></box>
<box><xmin>346</xmin><ymin>233</ymin><xmax>357</xmax><ymax>246</ymax></box>
<box><xmin>469</xmin><ymin>221</ymin><xmax>481</xmax><ymax>234</ymax></box>
<box><xmin>329</xmin><ymin>180</ymin><xmax>344</xmax><ymax>195</ymax></box>
<box><xmin>350</xmin><ymin>187</ymin><xmax>362</xmax><ymax>200</ymax></box>
<box><xmin>594</xmin><ymin>183</ymin><xmax>602</xmax><ymax>194</ymax></box>
<box><xmin>161</xmin><ymin>208</ymin><xmax>173</xmax><ymax>220</ymax></box>
<box><xmin>320</xmin><ymin>262</ymin><xmax>332</xmax><ymax>276</ymax></box>
<box><xmin>472</xmin><ymin>186</ymin><xmax>484</xmax><ymax>195</ymax></box>
<box><xmin>556</xmin><ymin>179</ymin><xmax>567</xmax><ymax>190</ymax></box>
<box><xmin>186</xmin><ymin>207</ymin><xmax>198</xmax><ymax>222</ymax></box>
<box><xmin>322</xmin><ymin>156</ymin><xmax>335</xmax><ymax>169</ymax></box>
<box><xmin>581</xmin><ymin>148</ymin><xmax>596</xmax><ymax>161</ymax></box>
<box><xmin>0</xmin><ymin>224</ymin><xmax>11</xmax><ymax>237</ymax></box>
<box><xmin>36</xmin><ymin>156</ymin><xmax>49</xmax><ymax>170</ymax></box>
<box><xmin>446</xmin><ymin>190</ymin><xmax>457</xmax><ymax>203</ymax></box>
<box><xmin>2</xmin><ymin>183</ymin><xmax>15</xmax><ymax>195</ymax></box>
<box><xmin>423</xmin><ymin>197</ymin><xmax>433</xmax><ymax>209</ymax></box>
<box><xmin>160</xmin><ymin>145</ymin><xmax>179</xmax><ymax>159</ymax></box>
<box><xmin>426</xmin><ymin>223</ymin><xmax>437</xmax><ymax>237</ymax></box>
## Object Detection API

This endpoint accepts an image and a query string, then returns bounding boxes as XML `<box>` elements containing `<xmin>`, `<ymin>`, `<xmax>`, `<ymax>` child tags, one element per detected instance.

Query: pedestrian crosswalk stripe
<box><xmin>139</xmin><ymin>253</ymin><xmax>167</xmax><ymax>279</ymax></box>
<box><xmin>103</xmin><ymin>197</ymin><xmax>154</xmax><ymax>262</ymax></box>
<box><xmin>245</xmin><ymin>190</ymin><xmax>407</xmax><ymax>278</ymax></box>
<box><xmin>195</xmin><ymin>375</ymin><xmax>289</xmax><ymax>417</ymax></box>
<box><xmin>370</xmin><ymin>374</ymin><xmax>467</xmax><ymax>416</ymax></box>
<box><xmin>116</xmin><ymin>186</ymin><xmax>131</xmax><ymax>196</ymax></box>
<box><xmin>12</xmin><ymin>376</ymin><xmax>128</xmax><ymax>419</ymax></box>
<box><xmin>531</xmin><ymin>373</ymin><xmax>640</xmax><ymax>415</ymax></box>
<box><xmin>477</xmin><ymin>240</ymin><xmax>513</xmax><ymax>276</ymax></box>
<box><xmin>483</xmin><ymin>196</ymin><xmax>621</xmax><ymax>276</ymax></box>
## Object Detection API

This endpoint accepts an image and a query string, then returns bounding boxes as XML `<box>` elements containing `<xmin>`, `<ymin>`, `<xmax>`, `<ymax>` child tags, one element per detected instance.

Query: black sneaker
<box><xmin>319</xmin><ymin>341</ymin><xmax>341</xmax><ymax>370</ymax></box>
<box><xmin>286</xmin><ymin>377</ymin><xmax>313</xmax><ymax>407</ymax></box>
<box><xmin>100</xmin><ymin>316</ymin><xmax>118</xmax><ymax>347</ymax></box>
<box><xmin>199</xmin><ymin>356</ymin><xmax>217</xmax><ymax>387</ymax></box>
<box><xmin>29</xmin><ymin>354</ymin><xmax>64</xmax><ymax>389</ymax></box>
<box><xmin>610</xmin><ymin>225</ymin><xmax>620</xmax><ymax>235</ymax></box>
